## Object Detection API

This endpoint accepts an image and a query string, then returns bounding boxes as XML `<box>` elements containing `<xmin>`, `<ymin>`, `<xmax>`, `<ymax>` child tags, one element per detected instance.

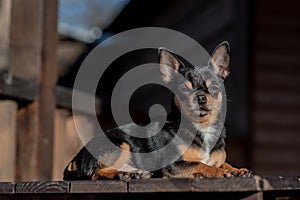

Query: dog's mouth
<box><xmin>199</xmin><ymin>106</ymin><xmax>211</xmax><ymax>116</ymax></box>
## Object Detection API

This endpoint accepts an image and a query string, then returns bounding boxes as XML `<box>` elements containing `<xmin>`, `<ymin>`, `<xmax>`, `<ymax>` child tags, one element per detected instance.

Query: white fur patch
<box><xmin>192</xmin><ymin>123</ymin><xmax>221</xmax><ymax>166</ymax></box>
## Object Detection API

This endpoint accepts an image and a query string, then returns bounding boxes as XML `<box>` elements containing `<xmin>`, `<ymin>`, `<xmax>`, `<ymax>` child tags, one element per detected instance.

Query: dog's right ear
<box><xmin>159</xmin><ymin>48</ymin><xmax>184</xmax><ymax>83</ymax></box>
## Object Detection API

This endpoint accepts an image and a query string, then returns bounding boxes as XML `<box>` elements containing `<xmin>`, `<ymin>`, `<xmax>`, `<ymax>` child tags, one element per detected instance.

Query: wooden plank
<box><xmin>52</xmin><ymin>109</ymin><xmax>71</xmax><ymax>180</ymax></box>
<box><xmin>0</xmin><ymin>101</ymin><xmax>17</xmax><ymax>181</ymax></box>
<box><xmin>15</xmin><ymin>181</ymin><xmax>69</xmax><ymax>193</ymax></box>
<box><xmin>191</xmin><ymin>177</ymin><xmax>260</xmax><ymax>192</ymax></box>
<box><xmin>0</xmin><ymin>73</ymin><xmax>101</xmax><ymax>114</ymax></box>
<box><xmin>37</xmin><ymin>0</ymin><xmax>58</xmax><ymax>180</ymax></box>
<box><xmin>67</xmin><ymin>115</ymin><xmax>95</xmax><ymax>148</ymax></box>
<box><xmin>129</xmin><ymin>178</ymin><xmax>191</xmax><ymax>193</ymax></box>
<box><xmin>0</xmin><ymin>72</ymin><xmax>38</xmax><ymax>100</ymax></box>
<box><xmin>15</xmin><ymin>0</ymin><xmax>58</xmax><ymax>181</ymax></box>
<box><xmin>56</xmin><ymin>86</ymin><xmax>101</xmax><ymax>114</ymax></box>
<box><xmin>0</xmin><ymin>0</ymin><xmax>12</xmax><ymax>71</ymax></box>
<box><xmin>70</xmin><ymin>181</ymin><xmax>127</xmax><ymax>193</ymax></box>
<box><xmin>9</xmin><ymin>0</ymin><xmax>43</xmax><ymax>80</ymax></box>
<box><xmin>53</xmin><ymin>112</ymin><xmax>97</xmax><ymax>180</ymax></box>
<box><xmin>263</xmin><ymin>177</ymin><xmax>300</xmax><ymax>190</ymax></box>
<box><xmin>16</xmin><ymin>103</ymin><xmax>40</xmax><ymax>181</ymax></box>
<box><xmin>0</xmin><ymin>182</ymin><xmax>14</xmax><ymax>194</ymax></box>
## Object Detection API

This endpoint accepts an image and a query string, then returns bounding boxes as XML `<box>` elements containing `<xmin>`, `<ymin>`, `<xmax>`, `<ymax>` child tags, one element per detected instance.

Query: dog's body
<box><xmin>63</xmin><ymin>42</ymin><xmax>251</xmax><ymax>181</ymax></box>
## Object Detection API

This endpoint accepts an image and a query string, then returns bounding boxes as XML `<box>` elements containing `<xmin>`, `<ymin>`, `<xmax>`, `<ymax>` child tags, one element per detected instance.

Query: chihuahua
<box><xmin>63</xmin><ymin>41</ymin><xmax>252</xmax><ymax>181</ymax></box>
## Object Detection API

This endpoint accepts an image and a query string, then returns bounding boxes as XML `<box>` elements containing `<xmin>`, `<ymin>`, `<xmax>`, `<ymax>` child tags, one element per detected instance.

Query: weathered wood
<box><xmin>129</xmin><ymin>178</ymin><xmax>191</xmax><ymax>193</ymax></box>
<box><xmin>14</xmin><ymin>0</ymin><xmax>58</xmax><ymax>181</ymax></box>
<box><xmin>9</xmin><ymin>0</ymin><xmax>43</xmax><ymax>80</ymax></box>
<box><xmin>263</xmin><ymin>176</ymin><xmax>300</xmax><ymax>190</ymax></box>
<box><xmin>0</xmin><ymin>182</ymin><xmax>14</xmax><ymax>194</ymax></box>
<box><xmin>15</xmin><ymin>181</ymin><xmax>69</xmax><ymax>193</ymax></box>
<box><xmin>37</xmin><ymin>0</ymin><xmax>58</xmax><ymax>180</ymax></box>
<box><xmin>52</xmin><ymin>109</ymin><xmax>71</xmax><ymax>180</ymax></box>
<box><xmin>0</xmin><ymin>73</ymin><xmax>101</xmax><ymax>114</ymax></box>
<box><xmin>0</xmin><ymin>0</ymin><xmax>12</xmax><ymax>71</ymax></box>
<box><xmin>56</xmin><ymin>86</ymin><xmax>101</xmax><ymax>115</ymax></box>
<box><xmin>0</xmin><ymin>101</ymin><xmax>17</xmax><ymax>181</ymax></box>
<box><xmin>16</xmin><ymin>103</ymin><xmax>40</xmax><ymax>181</ymax></box>
<box><xmin>0</xmin><ymin>72</ymin><xmax>38</xmax><ymax>100</ymax></box>
<box><xmin>191</xmin><ymin>177</ymin><xmax>260</xmax><ymax>192</ymax></box>
<box><xmin>67</xmin><ymin>115</ymin><xmax>95</xmax><ymax>148</ymax></box>
<box><xmin>70</xmin><ymin>181</ymin><xmax>127</xmax><ymax>193</ymax></box>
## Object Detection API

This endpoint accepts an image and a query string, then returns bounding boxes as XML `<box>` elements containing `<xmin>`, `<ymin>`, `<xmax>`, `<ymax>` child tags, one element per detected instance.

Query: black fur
<box><xmin>63</xmin><ymin>42</ymin><xmax>230</xmax><ymax>180</ymax></box>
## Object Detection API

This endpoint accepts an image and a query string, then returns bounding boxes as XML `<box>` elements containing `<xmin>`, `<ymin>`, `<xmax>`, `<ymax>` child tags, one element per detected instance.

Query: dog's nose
<box><xmin>199</xmin><ymin>95</ymin><xmax>207</xmax><ymax>104</ymax></box>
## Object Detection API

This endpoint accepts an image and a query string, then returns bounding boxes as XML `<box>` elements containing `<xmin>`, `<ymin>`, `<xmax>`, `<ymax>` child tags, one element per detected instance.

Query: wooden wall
<box><xmin>251</xmin><ymin>0</ymin><xmax>300</xmax><ymax>175</ymax></box>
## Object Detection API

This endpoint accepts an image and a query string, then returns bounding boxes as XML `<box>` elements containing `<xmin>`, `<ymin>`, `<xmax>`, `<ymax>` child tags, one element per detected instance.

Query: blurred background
<box><xmin>0</xmin><ymin>0</ymin><xmax>299</xmax><ymax>181</ymax></box>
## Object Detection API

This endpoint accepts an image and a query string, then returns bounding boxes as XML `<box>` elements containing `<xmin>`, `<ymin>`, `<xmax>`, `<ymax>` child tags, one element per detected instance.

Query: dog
<box><xmin>63</xmin><ymin>41</ymin><xmax>252</xmax><ymax>181</ymax></box>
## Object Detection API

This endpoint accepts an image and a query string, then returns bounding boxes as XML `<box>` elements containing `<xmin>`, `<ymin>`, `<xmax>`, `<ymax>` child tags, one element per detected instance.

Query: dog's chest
<box><xmin>179</xmin><ymin>125</ymin><xmax>221</xmax><ymax>166</ymax></box>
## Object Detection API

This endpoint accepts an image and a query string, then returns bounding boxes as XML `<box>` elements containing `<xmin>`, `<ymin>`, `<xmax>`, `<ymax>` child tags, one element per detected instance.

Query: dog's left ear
<box><xmin>159</xmin><ymin>48</ymin><xmax>184</xmax><ymax>83</ymax></box>
<box><xmin>209</xmin><ymin>41</ymin><xmax>230</xmax><ymax>79</ymax></box>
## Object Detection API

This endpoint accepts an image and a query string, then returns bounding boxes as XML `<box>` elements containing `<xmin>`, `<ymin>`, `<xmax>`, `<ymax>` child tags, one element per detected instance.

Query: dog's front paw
<box><xmin>117</xmin><ymin>170</ymin><xmax>152</xmax><ymax>181</ymax></box>
<box><xmin>194</xmin><ymin>168</ymin><xmax>232</xmax><ymax>178</ymax></box>
<box><xmin>232</xmin><ymin>168</ymin><xmax>253</xmax><ymax>177</ymax></box>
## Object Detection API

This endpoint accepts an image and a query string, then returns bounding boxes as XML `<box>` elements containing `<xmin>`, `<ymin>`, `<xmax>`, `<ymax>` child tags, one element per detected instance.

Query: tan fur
<box><xmin>184</xmin><ymin>81</ymin><xmax>193</xmax><ymax>89</ymax></box>
<box><xmin>178</xmin><ymin>145</ymin><xmax>206</xmax><ymax>163</ymax></box>
<box><xmin>206</xmin><ymin>80</ymin><xmax>212</xmax><ymax>87</ymax></box>
<box><xmin>210</xmin><ymin>150</ymin><xmax>226</xmax><ymax>167</ymax></box>
<box><xmin>92</xmin><ymin>142</ymin><xmax>131</xmax><ymax>180</ymax></box>
<box><xmin>67</xmin><ymin>161</ymin><xmax>78</xmax><ymax>171</ymax></box>
<box><xmin>175</xmin><ymin>91</ymin><xmax>222</xmax><ymax>127</ymax></box>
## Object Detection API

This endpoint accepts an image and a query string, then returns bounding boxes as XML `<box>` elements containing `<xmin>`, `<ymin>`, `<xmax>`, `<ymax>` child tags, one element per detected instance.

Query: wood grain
<box><xmin>70</xmin><ymin>181</ymin><xmax>127</xmax><ymax>193</ymax></box>
<box><xmin>37</xmin><ymin>0</ymin><xmax>58</xmax><ymax>180</ymax></box>
<box><xmin>9</xmin><ymin>0</ymin><xmax>43</xmax><ymax>80</ymax></box>
<box><xmin>0</xmin><ymin>101</ymin><xmax>17</xmax><ymax>181</ymax></box>
<box><xmin>15</xmin><ymin>181</ymin><xmax>68</xmax><ymax>193</ymax></box>
<box><xmin>52</xmin><ymin>109</ymin><xmax>71</xmax><ymax>180</ymax></box>
<box><xmin>129</xmin><ymin>178</ymin><xmax>191</xmax><ymax>193</ymax></box>
<box><xmin>191</xmin><ymin>177</ymin><xmax>259</xmax><ymax>192</ymax></box>
<box><xmin>263</xmin><ymin>176</ymin><xmax>300</xmax><ymax>190</ymax></box>
<box><xmin>0</xmin><ymin>0</ymin><xmax>12</xmax><ymax>71</ymax></box>
<box><xmin>0</xmin><ymin>182</ymin><xmax>14</xmax><ymax>194</ymax></box>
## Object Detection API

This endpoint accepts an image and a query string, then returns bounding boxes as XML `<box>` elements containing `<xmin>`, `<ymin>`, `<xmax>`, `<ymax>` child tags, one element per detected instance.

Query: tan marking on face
<box><xmin>178</xmin><ymin>145</ymin><xmax>206</xmax><ymax>163</ymax></box>
<box><xmin>210</xmin><ymin>150</ymin><xmax>226</xmax><ymax>167</ymax></box>
<box><xmin>184</xmin><ymin>81</ymin><xmax>193</xmax><ymax>89</ymax></box>
<box><xmin>67</xmin><ymin>161</ymin><xmax>78</xmax><ymax>171</ymax></box>
<box><xmin>206</xmin><ymin>80</ymin><xmax>212</xmax><ymax>87</ymax></box>
<box><xmin>174</xmin><ymin>91</ymin><xmax>222</xmax><ymax>127</ymax></box>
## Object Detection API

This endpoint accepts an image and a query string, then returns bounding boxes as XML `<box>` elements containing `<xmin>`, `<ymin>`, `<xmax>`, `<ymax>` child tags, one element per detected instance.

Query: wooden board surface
<box><xmin>0</xmin><ymin>177</ymin><xmax>298</xmax><ymax>194</ymax></box>
<box><xmin>70</xmin><ymin>181</ymin><xmax>127</xmax><ymax>193</ymax></box>
<box><xmin>15</xmin><ymin>181</ymin><xmax>68</xmax><ymax>193</ymax></box>
<box><xmin>129</xmin><ymin>178</ymin><xmax>191</xmax><ymax>193</ymax></box>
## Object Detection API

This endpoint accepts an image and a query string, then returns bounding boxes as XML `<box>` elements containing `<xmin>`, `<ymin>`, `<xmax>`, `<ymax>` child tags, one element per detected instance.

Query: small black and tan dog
<box><xmin>63</xmin><ymin>42</ymin><xmax>252</xmax><ymax>181</ymax></box>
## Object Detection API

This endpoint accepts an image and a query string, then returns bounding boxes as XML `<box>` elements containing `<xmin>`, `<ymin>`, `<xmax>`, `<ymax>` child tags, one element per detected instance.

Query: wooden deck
<box><xmin>0</xmin><ymin>176</ymin><xmax>299</xmax><ymax>199</ymax></box>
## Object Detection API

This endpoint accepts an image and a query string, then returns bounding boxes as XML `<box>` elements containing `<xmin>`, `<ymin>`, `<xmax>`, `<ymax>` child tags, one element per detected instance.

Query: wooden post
<box><xmin>9</xmin><ymin>0</ymin><xmax>43</xmax><ymax>80</ymax></box>
<box><xmin>0</xmin><ymin>100</ymin><xmax>17</xmax><ymax>181</ymax></box>
<box><xmin>13</xmin><ymin>0</ymin><xmax>58</xmax><ymax>181</ymax></box>
<box><xmin>0</xmin><ymin>0</ymin><xmax>12</xmax><ymax>71</ymax></box>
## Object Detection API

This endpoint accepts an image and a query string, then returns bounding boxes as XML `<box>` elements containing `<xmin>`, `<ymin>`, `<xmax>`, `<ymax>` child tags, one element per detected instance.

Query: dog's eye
<box><xmin>210</xmin><ymin>85</ymin><xmax>219</xmax><ymax>93</ymax></box>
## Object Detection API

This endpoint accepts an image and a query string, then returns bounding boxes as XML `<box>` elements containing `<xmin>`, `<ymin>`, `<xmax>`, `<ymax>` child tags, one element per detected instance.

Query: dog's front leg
<box><xmin>219</xmin><ymin>163</ymin><xmax>252</xmax><ymax>177</ymax></box>
<box><xmin>163</xmin><ymin>161</ymin><xmax>233</xmax><ymax>178</ymax></box>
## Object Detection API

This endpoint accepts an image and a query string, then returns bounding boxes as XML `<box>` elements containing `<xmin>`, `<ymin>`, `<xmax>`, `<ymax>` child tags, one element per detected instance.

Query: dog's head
<box><xmin>159</xmin><ymin>42</ymin><xmax>230</xmax><ymax>126</ymax></box>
